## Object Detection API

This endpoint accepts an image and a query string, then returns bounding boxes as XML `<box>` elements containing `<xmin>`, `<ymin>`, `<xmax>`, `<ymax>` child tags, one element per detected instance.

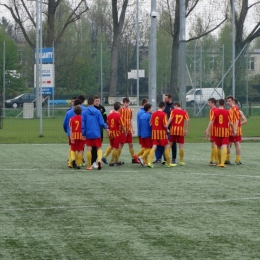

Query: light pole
<box><xmin>136</xmin><ymin>0</ymin><xmax>140</xmax><ymax>105</ymax></box>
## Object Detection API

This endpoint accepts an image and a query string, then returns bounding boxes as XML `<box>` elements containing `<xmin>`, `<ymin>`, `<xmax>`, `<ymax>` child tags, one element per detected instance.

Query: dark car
<box><xmin>5</xmin><ymin>93</ymin><xmax>36</xmax><ymax>108</ymax></box>
<box><xmin>5</xmin><ymin>93</ymin><xmax>46</xmax><ymax>108</ymax></box>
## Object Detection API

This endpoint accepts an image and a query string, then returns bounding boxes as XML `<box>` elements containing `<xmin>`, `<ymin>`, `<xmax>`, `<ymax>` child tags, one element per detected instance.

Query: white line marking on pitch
<box><xmin>1</xmin><ymin>197</ymin><xmax>260</xmax><ymax>212</ymax></box>
<box><xmin>1</xmin><ymin>169</ymin><xmax>260</xmax><ymax>179</ymax></box>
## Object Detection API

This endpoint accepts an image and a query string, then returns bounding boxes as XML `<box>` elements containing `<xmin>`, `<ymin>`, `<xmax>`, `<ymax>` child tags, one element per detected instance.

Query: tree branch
<box><xmin>186</xmin><ymin>0</ymin><xmax>200</xmax><ymax>17</ymax></box>
<box><xmin>187</xmin><ymin>16</ymin><xmax>227</xmax><ymax>42</ymax></box>
<box><xmin>248</xmin><ymin>0</ymin><xmax>260</xmax><ymax>9</ymax></box>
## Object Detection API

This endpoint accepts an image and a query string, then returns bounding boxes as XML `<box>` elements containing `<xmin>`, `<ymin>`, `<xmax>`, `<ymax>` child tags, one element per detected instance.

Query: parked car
<box><xmin>5</xmin><ymin>93</ymin><xmax>46</xmax><ymax>108</ymax></box>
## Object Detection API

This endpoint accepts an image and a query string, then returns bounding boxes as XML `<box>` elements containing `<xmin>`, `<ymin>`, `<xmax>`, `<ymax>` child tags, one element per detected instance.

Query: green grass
<box><xmin>0</xmin><ymin>143</ymin><xmax>260</xmax><ymax>259</ymax></box>
<box><xmin>0</xmin><ymin>116</ymin><xmax>259</xmax><ymax>144</ymax></box>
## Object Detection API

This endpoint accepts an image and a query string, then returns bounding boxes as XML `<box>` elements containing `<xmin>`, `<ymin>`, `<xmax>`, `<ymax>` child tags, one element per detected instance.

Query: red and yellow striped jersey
<box><xmin>169</xmin><ymin>109</ymin><xmax>189</xmax><ymax>136</ymax></box>
<box><xmin>119</xmin><ymin>107</ymin><xmax>132</xmax><ymax>133</ymax></box>
<box><xmin>69</xmin><ymin>115</ymin><xmax>83</xmax><ymax>140</ymax></box>
<box><xmin>229</xmin><ymin>106</ymin><xmax>241</xmax><ymax>136</ymax></box>
<box><xmin>209</xmin><ymin>107</ymin><xmax>218</xmax><ymax>136</ymax></box>
<box><xmin>107</xmin><ymin>112</ymin><xmax>124</xmax><ymax>139</ymax></box>
<box><xmin>150</xmin><ymin>110</ymin><xmax>168</xmax><ymax>140</ymax></box>
<box><xmin>213</xmin><ymin>109</ymin><xmax>231</xmax><ymax>137</ymax></box>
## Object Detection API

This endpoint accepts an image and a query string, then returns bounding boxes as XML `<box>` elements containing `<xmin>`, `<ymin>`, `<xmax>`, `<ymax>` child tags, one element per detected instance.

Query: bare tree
<box><xmin>109</xmin><ymin>0</ymin><xmax>128</xmax><ymax>97</ymax></box>
<box><xmin>159</xmin><ymin>0</ymin><xmax>227</xmax><ymax>98</ymax></box>
<box><xmin>0</xmin><ymin>0</ymin><xmax>89</xmax><ymax>48</ymax></box>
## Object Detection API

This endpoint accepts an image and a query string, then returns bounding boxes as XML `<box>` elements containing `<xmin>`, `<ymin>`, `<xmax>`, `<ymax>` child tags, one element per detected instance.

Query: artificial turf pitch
<box><xmin>0</xmin><ymin>143</ymin><xmax>259</xmax><ymax>259</ymax></box>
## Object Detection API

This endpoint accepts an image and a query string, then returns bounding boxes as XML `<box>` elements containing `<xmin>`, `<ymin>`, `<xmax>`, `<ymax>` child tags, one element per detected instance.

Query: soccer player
<box><xmin>82</xmin><ymin>97</ymin><xmax>109</xmax><ymax>170</ymax></box>
<box><xmin>69</xmin><ymin>105</ymin><xmax>84</xmax><ymax>169</ymax></box>
<box><xmin>133</xmin><ymin>98</ymin><xmax>149</xmax><ymax>161</ymax></box>
<box><xmin>226</xmin><ymin>95</ymin><xmax>242</xmax><ymax>165</ymax></box>
<box><xmin>63</xmin><ymin>99</ymin><xmax>82</xmax><ymax>168</ymax></box>
<box><xmin>107</xmin><ymin>102</ymin><xmax>126</xmax><ymax>166</ymax></box>
<box><xmin>91</xmin><ymin>95</ymin><xmax>107</xmax><ymax>169</ymax></box>
<box><xmin>147</xmin><ymin>101</ymin><xmax>176</xmax><ymax>168</ymax></box>
<box><xmin>205</xmin><ymin>97</ymin><xmax>219</xmax><ymax>166</ymax></box>
<box><xmin>119</xmin><ymin>97</ymin><xmax>139</xmax><ymax>163</ymax></box>
<box><xmin>138</xmin><ymin>103</ymin><xmax>153</xmax><ymax>166</ymax></box>
<box><xmin>206</xmin><ymin>99</ymin><xmax>235</xmax><ymax>167</ymax></box>
<box><xmin>167</xmin><ymin>102</ymin><xmax>189</xmax><ymax>165</ymax></box>
<box><xmin>234</xmin><ymin>99</ymin><xmax>247</xmax><ymax>126</ymax></box>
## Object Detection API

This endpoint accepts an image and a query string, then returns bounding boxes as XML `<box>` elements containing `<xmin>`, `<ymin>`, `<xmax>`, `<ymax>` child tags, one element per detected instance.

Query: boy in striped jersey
<box><xmin>119</xmin><ymin>97</ymin><xmax>139</xmax><ymax>163</ymax></box>
<box><xmin>69</xmin><ymin>105</ymin><xmax>84</xmax><ymax>169</ymax></box>
<box><xmin>167</xmin><ymin>102</ymin><xmax>189</xmax><ymax>165</ymax></box>
<box><xmin>147</xmin><ymin>102</ymin><xmax>176</xmax><ymax>168</ymax></box>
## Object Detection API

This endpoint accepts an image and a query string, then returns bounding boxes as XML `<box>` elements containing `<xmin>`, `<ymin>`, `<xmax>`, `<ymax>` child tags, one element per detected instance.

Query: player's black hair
<box><xmin>208</xmin><ymin>97</ymin><xmax>216</xmax><ymax>105</ymax></box>
<box><xmin>88</xmin><ymin>97</ymin><xmax>94</xmax><ymax>105</ymax></box>
<box><xmin>114</xmin><ymin>102</ymin><xmax>121</xmax><ymax>111</ymax></box>
<box><xmin>218</xmin><ymin>99</ymin><xmax>225</xmax><ymax>106</ymax></box>
<box><xmin>144</xmin><ymin>103</ymin><xmax>152</xmax><ymax>112</ymax></box>
<box><xmin>78</xmin><ymin>94</ymin><xmax>85</xmax><ymax>104</ymax></box>
<box><xmin>74</xmin><ymin>99</ymin><xmax>82</xmax><ymax>106</ymax></box>
<box><xmin>123</xmin><ymin>97</ymin><xmax>130</xmax><ymax>103</ymax></box>
<box><xmin>159</xmin><ymin>101</ymin><xmax>166</xmax><ymax>108</ymax></box>
<box><xmin>74</xmin><ymin>105</ymin><xmax>82</xmax><ymax>115</ymax></box>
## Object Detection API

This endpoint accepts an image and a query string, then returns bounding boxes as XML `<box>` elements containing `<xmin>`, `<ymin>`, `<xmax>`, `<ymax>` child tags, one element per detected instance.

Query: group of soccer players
<box><xmin>63</xmin><ymin>93</ymin><xmax>245</xmax><ymax>171</ymax></box>
<box><xmin>205</xmin><ymin>95</ymin><xmax>247</xmax><ymax>167</ymax></box>
<box><xmin>63</xmin><ymin>94</ymin><xmax>191</xmax><ymax>170</ymax></box>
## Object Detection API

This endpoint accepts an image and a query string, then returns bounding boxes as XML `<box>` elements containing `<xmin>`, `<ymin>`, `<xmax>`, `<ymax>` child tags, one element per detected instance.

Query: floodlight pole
<box><xmin>39</xmin><ymin>0</ymin><xmax>43</xmax><ymax>136</ymax></box>
<box><xmin>149</xmin><ymin>0</ymin><xmax>157</xmax><ymax>110</ymax></box>
<box><xmin>136</xmin><ymin>0</ymin><xmax>140</xmax><ymax>105</ymax></box>
<box><xmin>232</xmin><ymin>0</ymin><xmax>236</xmax><ymax>97</ymax></box>
<box><xmin>3</xmin><ymin>41</ymin><xmax>5</xmax><ymax>118</ymax></box>
<box><xmin>179</xmin><ymin>0</ymin><xmax>187</xmax><ymax>110</ymax></box>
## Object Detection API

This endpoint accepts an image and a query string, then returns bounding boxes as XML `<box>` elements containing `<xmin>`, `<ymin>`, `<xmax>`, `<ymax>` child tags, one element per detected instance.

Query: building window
<box><xmin>248</xmin><ymin>57</ymin><xmax>255</xmax><ymax>70</ymax></box>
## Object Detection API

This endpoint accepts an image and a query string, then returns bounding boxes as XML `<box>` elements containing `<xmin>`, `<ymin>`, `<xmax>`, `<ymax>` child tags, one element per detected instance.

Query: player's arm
<box><xmin>166</xmin><ymin>111</ymin><xmax>174</xmax><ymax>128</ymax></box>
<box><xmin>102</xmin><ymin>106</ymin><xmax>107</xmax><ymax>124</ymax></box>
<box><xmin>69</xmin><ymin>120</ymin><xmax>75</xmax><ymax>143</ymax></box>
<box><xmin>184</xmin><ymin>119</ymin><xmax>190</xmax><ymax>136</ymax></box>
<box><xmin>163</xmin><ymin>115</ymin><xmax>169</xmax><ymax>132</ymax></box>
<box><xmin>205</xmin><ymin>120</ymin><xmax>214</xmax><ymax>139</ymax></box>
<box><xmin>240</xmin><ymin>110</ymin><xmax>247</xmax><ymax>125</ymax></box>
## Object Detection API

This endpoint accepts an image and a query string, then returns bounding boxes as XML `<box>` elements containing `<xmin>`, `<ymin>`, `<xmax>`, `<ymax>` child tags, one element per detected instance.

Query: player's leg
<box><xmin>148</xmin><ymin>144</ymin><xmax>157</xmax><ymax>167</ymax></box>
<box><xmin>234</xmin><ymin>141</ymin><xmax>241</xmax><ymax>164</ymax></box>
<box><xmin>154</xmin><ymin>145</ymin><xmax>164</xmax><ymax>163</ymax></box>
<box><xmin>171</xmin><ymin>142</ymin><xmax>177</xmax><ymax>163</ymax></box>
<box><xmin>179</xmin><ymin>138</ymin><xmax>185</xmax><ymax>165</ymax></box>
<box><xmin>86</xmin><ymin>144</ymin><xmax>92</xmax><ymax>170</ymax></box>
<box><xmin>91</xmin><ymin>146</ymin><xmax>98</xmax><ymax>168</ymax></box>
<box><xmin>70</xmin><ymin>146</ymin><xmax>77</xmax><ymax>169</ymax></box>
<box><xmin>225</xmin><ymin>138</ymin><xmax>232</xmax><ymax>164</ymax></box>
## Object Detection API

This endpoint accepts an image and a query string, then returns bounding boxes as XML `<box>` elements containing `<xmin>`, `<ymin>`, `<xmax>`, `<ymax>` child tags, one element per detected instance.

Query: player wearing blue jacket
<box><xmin>138</xmin><ymin>103</ymin><xmax>153</xmax><ymax>166</ymax></box>
<box><xmin>133</xmin><ymin>98</ymin><xmax>148</xmax><ymax>163</ymax></box>
<box><xmin>82</xmin><ymin>97</ymin><xmax>109</xmax><ymax>170</ymax></box>
<box><xmin>63</xmin><ymin>99</ymin><xmax>82</xmax><ymax>167</ymax></box>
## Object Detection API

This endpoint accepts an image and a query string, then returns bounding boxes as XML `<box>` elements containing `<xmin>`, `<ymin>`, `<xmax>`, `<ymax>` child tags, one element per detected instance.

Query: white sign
<box><xmin>129</xmin><ymin>69</ymin><xmax>145</xmax><ymax>79</ymax></box>
<box><xmin>34</xmin><ymin>64</ymin><xmax>55</xmax><ymax>94</ymax></box>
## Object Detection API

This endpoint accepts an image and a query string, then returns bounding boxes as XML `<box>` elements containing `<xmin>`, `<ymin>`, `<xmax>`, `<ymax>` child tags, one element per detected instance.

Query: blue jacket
<box><xmin>140</xmin><ymin>112</ymin><xmax>152</xmax><ymax>138</ymax></box>
<box><xmin>82</xmin><ymin>106</ymin><xmax>107</xmax><ymax>139</ymax></box>
<box><xmin>63</xmin><ymin>108</ymin><xmax>76</xmax><ymax>136</ymax></box>
<box><xmin>137</xmin><ymin>107</ymin><xmax>145</xmax><ymax>136</ymax></box>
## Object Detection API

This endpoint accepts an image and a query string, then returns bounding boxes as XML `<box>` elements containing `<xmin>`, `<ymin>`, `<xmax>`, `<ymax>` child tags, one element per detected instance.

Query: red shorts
<box><xmin>119</xmin><ymin>132</ymin><xmax>133</xmax><ymax>144</ymax></box>
<box><xmin>169</xmin><ymin>135</ymin><xmax>185</xmax><ymax>144</ymax></box>
<box><xmin>215</xmin><ymin>137</ymin><xmax>229</xmax><ymax>147</ymax></box>
<box><xmin>229</xmin><ymin>135</ymin><xmax>242</xmax><ymax>143</ymax></box>
<box><xmin>85</xmin><ymin>137</ymin><xmax>102</xmax><ymax>147</ymax></box>
<box><xmin>138</xmin><ymin>136</ymin><xmax>143</xmax><ymax>146</ymax></box>
<box><xmin>152</xmin><ymin>139</ymin><xmax>169</xmax><ymax>146</ymax></box>
<box><xmin>210</xmin><ymin>135</ymin><xmax>215</xmax><ymax>142</ymax></box>
<box><xmin>109</xmin><ymin>136</ymin><xmax>120</xmax><ymax>149</ymax></box>
<box><xmin>142</xmin><ymin>137</ymin><xmax>153</xmax><ymax>148</ymax></box>
<box><xmin>71</xmin><ymin>140</ymin><xmax>85</xmax><ymax>151</ymax></box>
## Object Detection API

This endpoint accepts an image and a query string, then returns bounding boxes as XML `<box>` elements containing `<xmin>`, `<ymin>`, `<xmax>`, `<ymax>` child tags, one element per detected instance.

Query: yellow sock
<box><xmin>141</xmin><ymin>149</ymin><xmax>151</xmax><ymax>164</ymax></box>
<box><xmin>226</xmin><ymin>153</ymin><xmax>230</xmax><ymax>161</ymax></box>
<box><xmin>87</xmin><ymin>151</ymin><xmax>92</xmax><ymax>167</ymax></box>
<box><xmin>235</xmin><ymin>155</ymin><xmax>241</xmax><ymax>163</ymax></box>
<box><xmin>111</xmin><ymin>149</ymin><xmax>118</xmax><ymax>163</ymax></box>
<box><xmin>221</xmin><ymin>148</ymin><xmax>227</xmax><ymax>165</ymax></box>
<box><xmin>97</xmin><ymin>149</ymin><xmax>102</xmax><ymax>161</ymax></box>
<box><xmin>68</xmin><ymin>148</ymin><xmax>72</xmax><ymax>165</ymax></box>
<box><xmin>148</xmin><ymin>149</ymin><xmax>155</xmax><ymax>164</ymax></box>
<box><xmin>213</xmin><ymin>147</ymin><xmax>218</xmax><ymax>163</ymax></box>
<box><xmin>218</xmin><ymin>149</ymin><xmax>221</xmax><ymax>164</ymax></box>
<box><xmin>164</xmin><ymin>148</ymin><xmax>170</xmax><ymax>164</ymax></box>
<box><xmin>70</xmin><ymin>150</ymin><xmax>76</xmax><ymax>161</ymax></box>
<box><xmin>179</xmin><ymin>149</ymin><xmax>184</xmax><ymax>162</ymax></box>
<box><xmin>117</xmin><ymin>148</ymin><xmax>122</xmax><ymax>159</ymax></box>
<box><xmin>76</xmin><ymin>153</ymin><xmax>82</xmax><ymax>166</ymax></box>
<box><xmin>104</xmin><ymin>146</ymin><xmax>113</xmax><ymax>158</ymax></box>
<box><xmin>136</xmin><ymin>148</ymin><xmax>145</xmax><ymax>157</ymax></box>
<box><xmin>129</xmin><ymin>147</ymin><xmax>134</xmax><ymax>158</ymax></box>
